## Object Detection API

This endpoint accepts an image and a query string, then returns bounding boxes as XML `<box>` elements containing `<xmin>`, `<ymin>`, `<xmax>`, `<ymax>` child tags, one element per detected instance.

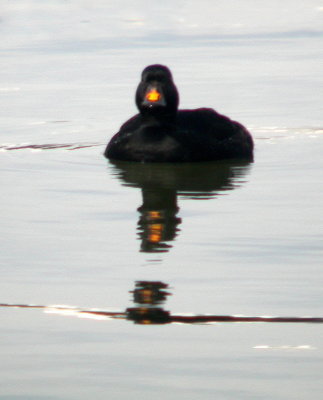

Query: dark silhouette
<box><xmin>105</xmin><ymin>64</ymin><xmax>253</xmax><ymax>162</ymax></box>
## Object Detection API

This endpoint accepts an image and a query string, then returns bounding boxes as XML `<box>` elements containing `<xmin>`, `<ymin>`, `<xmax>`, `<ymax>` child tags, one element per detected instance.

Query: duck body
<box><xmin>104</xmin><ymin>65</ymin><xmax>253</xmax><ymax>163</ymax></box>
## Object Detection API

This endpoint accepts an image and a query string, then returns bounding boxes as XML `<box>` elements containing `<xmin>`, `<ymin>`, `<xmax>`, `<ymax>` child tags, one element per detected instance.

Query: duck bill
<box><xmin>142</xmin><ymin>86</ymin><xmax>166</xmax><ymax>107</ymax></box>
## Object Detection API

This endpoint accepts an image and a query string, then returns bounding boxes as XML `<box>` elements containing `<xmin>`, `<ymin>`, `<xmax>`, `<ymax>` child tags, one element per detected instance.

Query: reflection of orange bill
<box><xmin>148</xmin><ymin>223</ymin><xmax>163</xmax><ymax>243</ymax></box>
<box><xmin>148</xmin><ymin>211</ymin><xmax>162</xmax><ymax>219</ymax></box>
<box><xmin>146</xmin><ymin>88</ymin><xmax>162</xmax><ymax>102</ymax></box>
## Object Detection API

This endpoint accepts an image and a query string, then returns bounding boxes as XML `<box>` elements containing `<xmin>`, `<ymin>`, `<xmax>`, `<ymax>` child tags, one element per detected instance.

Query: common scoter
<box><xmin>104</xmin><ymin>64</ymin><xmax>253</xmax><ymax>162</ymax></box>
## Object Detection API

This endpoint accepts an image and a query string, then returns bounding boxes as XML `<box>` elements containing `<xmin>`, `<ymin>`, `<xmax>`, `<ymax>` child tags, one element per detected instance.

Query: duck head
<box><xmin>135</xmin><ymin>64</ymin><xmax>179</xmax><ymax>118</ymax></box>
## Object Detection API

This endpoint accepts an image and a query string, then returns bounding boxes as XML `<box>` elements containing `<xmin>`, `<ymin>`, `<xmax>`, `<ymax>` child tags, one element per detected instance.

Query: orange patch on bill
<box><xmin>146</xmin><ymin>88</ymin><xmax>162</xmax><ymax>102</ymax></box>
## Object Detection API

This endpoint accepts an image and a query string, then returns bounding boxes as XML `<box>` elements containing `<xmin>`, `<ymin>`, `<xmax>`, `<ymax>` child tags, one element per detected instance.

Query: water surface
<box><xmin>1</xmin><ymin>1</ymin><xmax>323</xmax><ymax>399</ymax></box>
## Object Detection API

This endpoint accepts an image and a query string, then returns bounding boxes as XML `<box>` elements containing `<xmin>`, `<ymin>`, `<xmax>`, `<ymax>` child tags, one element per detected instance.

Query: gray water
<box><xmin>1</xmin><ymin>1</ymin><xmax>323</xmax><ymax>399</ymax></box>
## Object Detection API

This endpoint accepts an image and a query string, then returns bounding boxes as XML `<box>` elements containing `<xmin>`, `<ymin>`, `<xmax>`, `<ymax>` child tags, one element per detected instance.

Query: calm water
<box><xmin>1</xmin><ymin>1</ymin><xmax>323</xmax><ymax>399</ymax></box>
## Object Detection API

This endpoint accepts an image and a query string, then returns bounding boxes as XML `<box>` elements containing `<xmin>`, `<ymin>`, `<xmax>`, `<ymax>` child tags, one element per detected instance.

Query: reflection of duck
<box><xmin>104</xmin><ymin>64</ymin><xmax>253</xmax><ymax>162</ymax></box>
<box><xmin>130</xmin><ymin>281</ymin><xmax>171</xmax><ymax>306</ymax></box>
<box><xmin>109</xmin><ymin>160</ymin><xmax>252</xmax><ymax>252</ymax></box>
<box><xmin>137</xmin><ymin>190</ymin><xmax>181</xmax><ymax>253</ymax></box>
<box><xmin>127</xmin><ymin>280</ymin><xmax>171</xmax><ymax>324</ymax></box>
